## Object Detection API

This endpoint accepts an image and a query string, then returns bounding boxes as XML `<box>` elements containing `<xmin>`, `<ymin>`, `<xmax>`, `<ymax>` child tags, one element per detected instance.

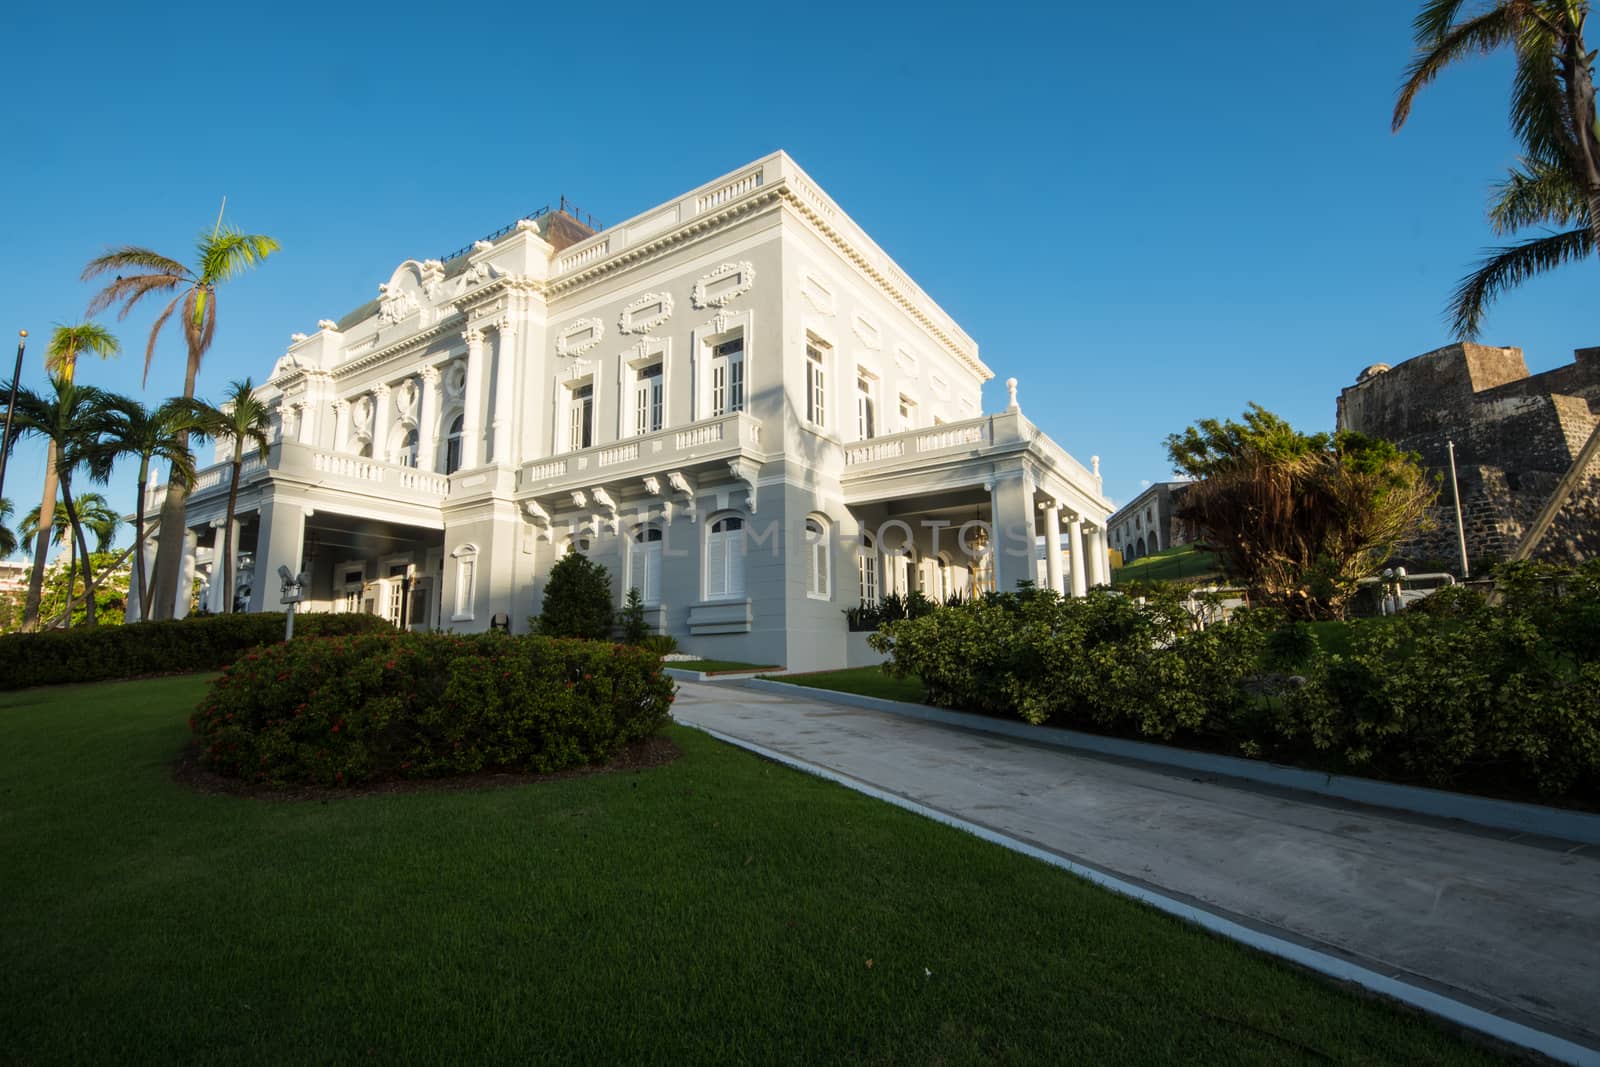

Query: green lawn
<box><xmin>0</xmin><ymin>676</ymin><xmax>1504</xmax><ymax>1065</ymax></box>
<box><xmin>670</xmin><ymin>659</ymin><xmax>780</xmax><ymax>674</ymax></box>
<box><xmin>1112</xmin><ymin>543</ymin><xmax>1223</xmax><ymax>586</ymax></box>
<box><xmin>772</xmin><ymin>665</ymin><xmax>926</xmax><ymax>704</ymax></box>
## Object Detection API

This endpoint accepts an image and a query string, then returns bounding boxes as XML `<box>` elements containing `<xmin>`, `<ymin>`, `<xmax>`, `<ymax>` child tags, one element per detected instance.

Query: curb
<box><xmin>665</xmin><ymin>666</ymin><xmax>784</xmax><ymax>683</ymax></box>
<box><xmin>679</xmin><ymin>719</ymin><xmax>1600</xmax><ymax>1066</ymax></box>
<box><xmin>739</xmin><ymin>678</ymin><xmax>1600</xmax><ymax>846</ymax></box>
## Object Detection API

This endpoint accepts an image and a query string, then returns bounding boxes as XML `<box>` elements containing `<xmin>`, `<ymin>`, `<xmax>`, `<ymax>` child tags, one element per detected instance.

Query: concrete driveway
<box><xmin>671</xmin><ymin>679</ymin><xmax>1600</xmax><ymax>1054</ymax></box>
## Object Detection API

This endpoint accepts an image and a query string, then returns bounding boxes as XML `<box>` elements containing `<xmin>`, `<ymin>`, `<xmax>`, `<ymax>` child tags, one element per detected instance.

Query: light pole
<box><xmin>0</xmin><ymin>330</ymin><xmax>28</xmax><ymax>506</ymax></box>
<box><xmin>1446</xmin><ymin>440</ymin><xmax>1469</xmax><ymax>579</ymax></box>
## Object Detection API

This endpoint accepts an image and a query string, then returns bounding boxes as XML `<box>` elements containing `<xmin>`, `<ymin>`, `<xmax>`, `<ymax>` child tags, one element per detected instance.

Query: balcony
<box><xmin>519</xmin><ymin>411</ymin><xmax>763</xmax><ymax>497</ymax></box>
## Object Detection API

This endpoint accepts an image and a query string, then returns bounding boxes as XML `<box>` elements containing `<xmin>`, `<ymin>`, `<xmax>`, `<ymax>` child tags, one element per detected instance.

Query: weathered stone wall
<box><xmin>1336</xmin><ymin>344</ymin><xmax>1600</xmax><ymax>567</ymax></box>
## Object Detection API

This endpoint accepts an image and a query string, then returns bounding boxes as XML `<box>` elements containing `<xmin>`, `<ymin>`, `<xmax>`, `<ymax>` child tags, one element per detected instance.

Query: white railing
<box><xmin>522</xmin><ymin>412</ymin><xmax>760</xmax><ymax>491</ymax></box>
<box><xmin>397</xmin><ymin>468</ymin><xmax>450</xmax><ymax>494</ymax></box>
<box><xmin>695</xmin><ymin>169</ymin><xmax>764</xmax><ymax>213</ymax></box>
<box><xmin>675</xmin><ymin>423</ymin><xmax>724</xmax><ymax>449</ymax></box>
<box><xmin>597</xmin><ymin>443</ymin><xmax>639</xmax><ymax>467</ymax></box>
<box><xmin>916</xmin><ymin>423</ymin><xmax>987</xmax><ymax>452</ymax></box>
<box><xmin>527</xmin><ymin>459</ymin><xmax>566</xmax><ymax>481</ymax></box>
<box><xmin>843</xmin><ymin>418</ymin><xmax>992</xmax><ymax>468</ymax></box>
<box><xmin>556</xmin><ymin>239</ymin><xmax>610</xmax><ymax>273</ymax></box>
<box><xmin>188</xmin><ymin>453</ymin><xmax>266</xmax><ymax>495</ymax></box>
<box><xmin>309</xmin><ymin>450</ymin><xmax>448</xmax><ymax>497</ymax></box>
<box><xmin>843</xmin><ymin>440</ymin><xmax>907</xmax><ymax>465</ymax></box>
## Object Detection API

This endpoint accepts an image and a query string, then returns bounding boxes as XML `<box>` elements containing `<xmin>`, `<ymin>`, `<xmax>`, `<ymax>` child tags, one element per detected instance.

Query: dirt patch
<box><xmin>172</xmin><ymin>733</ymin><xmax>681</xmax><ymax>802</ymax></box>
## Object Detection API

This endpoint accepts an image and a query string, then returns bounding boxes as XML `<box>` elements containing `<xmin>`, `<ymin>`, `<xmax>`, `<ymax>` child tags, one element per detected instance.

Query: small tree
<box><xmin>1166</xmin><ymin>404</ymin><xmax>1436</xmax><ymax>619</ymax></box>
<box><xmin>618</xmin><ymin>587</ymin><xmax>649</xmax><ymax>644</ymax></box>
<box><xmin>536</xmin><ymin>552</ymin><xmax>614</xmax><ymax>639</ymax></box>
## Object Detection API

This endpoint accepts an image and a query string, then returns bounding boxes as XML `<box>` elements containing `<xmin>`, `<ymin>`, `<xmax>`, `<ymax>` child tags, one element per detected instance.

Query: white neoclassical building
<box><xmin>150</xmin><ymin>153</ymin><xmax>1113</xmax><ymax>671</ymax></box>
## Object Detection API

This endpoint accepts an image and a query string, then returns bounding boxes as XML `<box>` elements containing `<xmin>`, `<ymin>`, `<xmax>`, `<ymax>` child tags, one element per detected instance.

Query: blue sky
<box><xmin>2</xmin><ymin>0</ymin><xmax>1595</xmax><ymax>557</ymax></box>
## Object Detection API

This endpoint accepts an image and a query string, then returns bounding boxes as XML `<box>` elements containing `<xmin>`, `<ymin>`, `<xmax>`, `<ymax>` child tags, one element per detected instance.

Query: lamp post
<box><xmin>1446</xmin><ymin>440</ymin><xmax>1469</xmax><ymax>579</ymax></box>
<box><xmin>0</xmin><ymin>330</ymin><xmax>28</xmax><ymax>506</ymax></box>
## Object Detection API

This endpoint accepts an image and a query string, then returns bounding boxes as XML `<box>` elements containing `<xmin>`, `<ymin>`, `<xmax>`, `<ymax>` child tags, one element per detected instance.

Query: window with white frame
<box><xmin>806</xmin><ymin>517</ymin><xmax>830</xmax><ymax>599</ymax></box>
<box><xmin>452</xmin><ymin>546</ymin><xmax>478</xmax><ymax>620</ymax></box>
<box><xmin>710</xmin><ymin>337</ymin><xmax>745</xmax><ymax>416</ymax></box>
<box><xmin>399</xmin><ymin>427</ymin><xmax>419</xmax><ymax>468</ymax></box>
<box><xmin>898</xmin><ymin>394</ymin><xmax>917</xmax><ymax>433</ymax></box>
<box><xmin>858</xmin><ymin>533</ymin><xmax>879</xmax><ymax>605</ymax></box>
<box><xmin>805</xmin><ymin>340</ymin><xmax>828</xmax><ymax>427</ymax></box>
<box><xmin>628</xmin><ymin>526</ymin><xmax>664</xmax><ymax>606</ymax></box>
<box><xmin>634</xmin><ymin>362</ymin><xmax>664</xmax><ymax>436</ymax></box>
<box><xmin>567</xmin><ymin>382</ymin><xmax>594</xmax><ymax>451</ymax></box>
<box><xmin>445</xmin><ymin>414</ymin><xmax>464</xmax><ymax>474</ymax></box>
<box><xmin>705</xmin><ymin>515</ymin><xmax>746</xmax><ymax>600</ymax></box>
<box><xmin>856</xmin><ymin>369</ymin><xmax>877</xmax><ymax>440</ymax></box>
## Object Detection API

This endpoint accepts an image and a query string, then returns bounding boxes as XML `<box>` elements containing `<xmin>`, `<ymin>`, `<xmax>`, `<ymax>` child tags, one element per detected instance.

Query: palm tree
<box><xmin>82</xmin><ymin>219</ymin><xmax>279</xmax><ymax>621</ymax></box>
<box><xmin>197</xmin><ymin>380</ymin><xmax>272</xmax><ymax>614</ymax></box>
<box><xmin>0</xmin><ymin>497</ymin><xmax>15</xmax><ymax>558</ymax></box>
<box><xmin>93</xmin><ymin>396</ymin><xmax>207</xmax><ymax>617</ymax></box>
<box><xmin>14</xmin><ymin>325</ymin><xmax>120</xmax><ymax>629</ymax></box>
<box><xmin>1393</xmin><ymin>0</ymin><xmax>1600</xmax><ymax>559</ymax></box>
<box><xmin>75</xmin><ymin>493</ymin><xmax>121</xmax><ymax>555</ymax></box>
<box><xmin>4</xmin><ymin>377</ymin><xmax>119</xmax><ymax>626</ymax></box>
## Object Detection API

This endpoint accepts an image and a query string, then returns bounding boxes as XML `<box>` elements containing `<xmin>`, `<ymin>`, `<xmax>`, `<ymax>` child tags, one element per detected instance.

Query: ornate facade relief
<box><xmin>556</xmin><ymin>318</ymin><xmax>605</xmax><ymax>357</ymax></box>
<box><xmin>619</xmin><ymin>292</ymin><xmax>675</xmax><ymax>334</ymax></box>
<box><xmin>851</xmin><ymin>313</ymin><xmax>882</xmax><ymax>351</ymax></box>
<box><xmin>691</xmin><ymin>261</ymin><xmax>756</xmax><ymax>309</ymax></box>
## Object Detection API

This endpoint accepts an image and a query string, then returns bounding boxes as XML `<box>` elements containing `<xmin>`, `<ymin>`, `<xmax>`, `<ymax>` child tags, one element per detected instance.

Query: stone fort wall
<box><xmin>1335</xmin><ymin>343</ymin><xmax>1600</xmax><ymax>566</ymax></box>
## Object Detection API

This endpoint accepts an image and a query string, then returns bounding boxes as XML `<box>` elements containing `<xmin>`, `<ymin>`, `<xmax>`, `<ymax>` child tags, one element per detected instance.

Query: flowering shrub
<box><xmin>870</xmin><ymin>570</ymin><xmax>1600</xmax><ymax>804</ymax></box>
<box><xmin>191</xmin><ymin>633</ymin><xmax>673</xmax><ymax>786</ymax></box>
<box><xmin>0</xmin><ymin>612</ymin><xmax>394</xmax><ymax>691</ymax></box>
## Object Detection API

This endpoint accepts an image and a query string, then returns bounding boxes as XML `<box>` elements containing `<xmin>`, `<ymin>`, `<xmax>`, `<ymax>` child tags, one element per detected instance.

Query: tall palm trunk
<box><xmin>133</xmin><ymin>461</ymin><xmax>151</xmax><ymax>619</ymax></box>
<box><xmin>64</xmin><ymin>529</ymin><xmax>76</xmax><ymax>628</ymax></box>
<box><xmin>22</xmin><ymin>444</ymin><xmax>60</xmax><ymax>631</ymax></box>
<box><xmin>222</xmin><ymin>451</ymin><xmax>242</xmax><ymax>614</ymax></box>
<box><xmin>148</xmin><ymin>349</ymin><xmax>201</xmax><ymax>620</ymax></box>
<box><xmin>59</xmin><ymin>478</ymin><xmax>97</xmax><ymax>626</ymax></box>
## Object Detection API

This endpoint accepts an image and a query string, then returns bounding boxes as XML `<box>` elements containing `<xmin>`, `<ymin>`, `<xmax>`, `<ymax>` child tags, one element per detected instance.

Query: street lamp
<box><xmin>0</xmin><ymin>330</ymin><xmax>28</xmax><ymax>506</ymax></box>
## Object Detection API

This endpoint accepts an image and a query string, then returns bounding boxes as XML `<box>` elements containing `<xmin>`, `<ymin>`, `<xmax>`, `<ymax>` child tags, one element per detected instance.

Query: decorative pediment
<box><xmin>894</xmin><ymin>345</ymin><xmax>918</xmax><ymax>375</ymax></box>
<box><xmin>378</xmin><ymin>261</ymin><xmax>427</xmax><ymax>325</ymax></box>
<box><xmin>800</xmin><ymin>270</ymin><xmax>835</xmax><ymax>316</ymax></box>
<box><xmin>851</xmin><ymin>313</ymin><xmax>882</xmax><ymax>351</ymax></box>
<box><xmin>556</xmin><ymin>318</ymin><xmax>605</xmax><ymax>357</ymax></box>
<box><xmin>691</xmin><ymin>261</ymin><xmax>756</xmax><ymax>309</ymax></box>
<box><xmin>619</xmin><ymin>292</ymin><xmax>674</xmax><ymax>334</ymax></box>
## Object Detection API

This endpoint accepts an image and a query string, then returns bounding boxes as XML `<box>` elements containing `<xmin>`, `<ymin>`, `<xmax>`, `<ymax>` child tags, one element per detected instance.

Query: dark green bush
<box><xmin>871</xmin><ymin>574</ymin><xmax>1600</xmax><ymax>805</ymax></box>
<box><xmin>191</xmin><ymin>633</ymin><xmax>674</xmax><ymax>786</ymax></box>
<box><xmin>618</xmin><ymin>587</ymin><xmax>649</xmax><ymax>644</ymax></box>
<box><xmin>535</xmin><ymin>553</ymin><xmax>614</xmax><ymax>639</ymax></box>
<box><xmin>0</xmin><ymin>612</ymin><xmax>394</xmax><ymax>691</ymax></box>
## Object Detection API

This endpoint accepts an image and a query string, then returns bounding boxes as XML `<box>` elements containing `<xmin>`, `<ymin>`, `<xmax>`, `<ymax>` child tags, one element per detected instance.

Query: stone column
<box><xmin>1067</xmin><ymin>516</ymin><xmax>1088</xmax><ymax>598</ymax></box>
<box><xmin>206</xmin><ymin>519</ymin><xmax>238</xmax><ymax>614</ymax></box>
<box><xmin>296</xmin><ymin>401</ymin><xmax>316</xmax><ymax>445</ymax></box>
<box><xmin>1042</xmin><ymin>501</ymin><xmax>1064</xmax><ymax>595</ymax></box>
<box><xmin>372</xmin><ymin>384</ymin><xmax>392</xmax><ymax>463</ymax></box>
<box><xmin>1087</xmin><ymin>525</ymin><xmax>1109</xmax><ymax>588</ymax></box>
<box><xmin>990</xmin><ymin>473</ymin><xmax>1036</xmax><ymax>595</ymax></box>
<box><xmin>332</xmin><ymin>399</ymin><xmax>351</xmax><ymax>453</ymax></box>
<box><xmin>248</xmin><ymin>497</ymin><xmax>306</xmax><ymax>613</ymax></box>
<box><xmin>173</xmin><ymin>529</ymin><xmax>199</xmax><ymax>620</ymax></box>
<box><xmin>491</xmin><ymin>323</ymin><xmax>515</xmax><ymax>465</ymax></box>
<box><xmin>418</xmin><ymin>365</ymin><xmax>441</xmax><ymax>473</ymax></box>
<box><xmin>461</xmin><ymin>327</ymin><xmax>486</xmax><ymax>469</ymax></box>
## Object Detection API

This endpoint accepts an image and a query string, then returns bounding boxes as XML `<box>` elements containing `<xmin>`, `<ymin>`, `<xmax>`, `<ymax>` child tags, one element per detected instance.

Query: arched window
<box><xmin>705</xmin><ymin>515</ymin><xmax>746</xmax><ymax>600</ymax></box>
<box><xmin>857</xmin><ymin>533</ymin><xmax>879</xmax><ymax>605</ymax></box>
<box><xmin>629</xmin><ymin>526</ymin><xmax>664</xmax><ymax>606</ymax></box>
<box><xmin>1136</xmin><ymin>536</ymin><xmax>1146</xmax><ymax>559</ymax></box>
<box><xmin>399</xmin><ymin>427</ymin><xmax>419</xmax><ymax>468</ymax></box>
<box><xmin>445</xmin><ymin>414</ymin><xmax>464</xmax><ymax>474</ymax></box>
<box><xmin>805</xmin><ymin>517</ymin><xmax>830</xmax><ymax>600</ymax></box>
<box><xmin>356</xmin><ymin>437</ymin><xmax>373</xmax><ymax>459</ymax></box>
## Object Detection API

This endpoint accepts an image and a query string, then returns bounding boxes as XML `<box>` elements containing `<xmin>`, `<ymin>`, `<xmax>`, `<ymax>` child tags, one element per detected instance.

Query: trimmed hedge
<box><xmin>0</xmin><ymin>613</ymin><xmax>395</xmax><ymax>691</ymax></box>
<box><xmin>192</xmin><ymin>633</ymin><xmax>674</xmax><ymax>786</ymax></box>
<box><xmin>870</xmin><ymin>575</ymin><xmax>1600</xmax><ymax>806</ymax></box>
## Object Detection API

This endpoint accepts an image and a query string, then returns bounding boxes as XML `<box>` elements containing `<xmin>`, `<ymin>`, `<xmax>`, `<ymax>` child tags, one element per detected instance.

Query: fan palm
<box><xmin>14</xmin><ymin>325</ymin><xmax>120</xmax><ymax>629</ymax></box>
<box><xmin>4</xmin><ymin>378</ymin><xmax>120</xmax><ymax>626</ymax></box>
<box><xmin>197</xmin><ymin>380</ymin><xmax>273</xmax><ymax>614</ymax></box>
<box><xmin>93</xmin><ymin>396</ymin><xmax>209</xmax><ymax>618</ymax></box>
<box><xmin>82</xmin><ymin>219</ymin><xmax>279</xmax><ymax>620</ymax></box>
<box><xmin>1393</xmin><ymin>0</ymin><xmax>1600</xmax><ymax>560</ymax></box>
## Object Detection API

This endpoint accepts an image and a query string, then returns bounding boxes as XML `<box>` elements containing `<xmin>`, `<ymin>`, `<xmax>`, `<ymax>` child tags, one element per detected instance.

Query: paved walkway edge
<box><xmin>743</xmin><ymin>679</ymin><xmax>1600</xmax><ymax>846</ymax></box>
<box><xmin>684</xmin><ymin>720</ymin><xmax>1600</xmax><ymax>1067</ymax></box>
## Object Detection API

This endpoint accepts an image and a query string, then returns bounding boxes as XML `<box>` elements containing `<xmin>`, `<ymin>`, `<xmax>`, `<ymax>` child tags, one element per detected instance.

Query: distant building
<box><xmin>1336</xmin><ymin>343</ymin><xmax>1600</xmax><ymax>565</ymax></box>
<box><xmin>0</xmin><ymin>560</ymin><xmax>30</xmax><ymax>594</ymax></box>
<box><xmin>1108</xmin><ymin>481</ymin><xmax>1192</xmax><ymax>562</ymax></box>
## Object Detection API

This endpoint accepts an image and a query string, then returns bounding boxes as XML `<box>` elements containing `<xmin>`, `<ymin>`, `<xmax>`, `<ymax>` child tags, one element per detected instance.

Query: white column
<box><xmin>248</xmin><ymin>498</ymin><xmax>306</xmax><ymax>613</ymax></box>
<box><xmin>990</xmin><ymin>474</ymin><xmax>1036</xmax><ymax>595</ymax></box>
<box><xmin>1042</xmin><ymin>501</ymin><xmax>1064</xmax><ymax>595</ymax></box>
<box><xmin>296</xmin><ymin>401</ymin><xmax>316</xmax><ymax>445</ymax></box>
<box><xmin>418</xmin><ymin>365</ymin><xmax>441</xmax><ymax>472</ymax></box>
<box><xmin>372</xmin><ymin>384</ymin><xmax>392</xmax><ymax>463</ymax></box>
<box><xmin>491</xmin><ymin>323</ymin><xmax>515</xmax><ymax>465</ymax></box>
<box><xmin>205</xmin><ymin>520</ymin><xmax>237</xmax><ymax>614</ymax></box>
<box><xmin>332</xmin><ymin>399</ymin><xmax>351</xmax><ymax>454</ymax></box>
<box><xmin>461</xmin><ymin>327</ymin><xmax>486</xmax><ymax>469</ymax></box>
<box><xmin>173</xmin><ymin>529</ymin><xmax>199</xmax><ymax>619</ymax></box>
<box><xmin>1085</xmin><ymin>524</ymin><xmax>1107</xmax><ymax>589</ymax></box>
<box><xmin>1067</xmin><ymin>516</ymin><xmax>1088</xmax><ymax>598</ymax></box>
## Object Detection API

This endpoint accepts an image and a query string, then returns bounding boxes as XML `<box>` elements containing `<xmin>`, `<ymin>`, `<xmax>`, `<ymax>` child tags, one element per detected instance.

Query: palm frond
<box><xmin>142</xmin><ymin>294</ymin><xmax>185</xmax><ymax>387</ymax></box>
<box><xmin>1450</xmin><ymin>225</ymin><xmax>1595</xmax><ymax>337</ymax></box>
<box><xmin>1412</xmin><ymin>0</ymin><xmax>1471</xmax><ymax>44</ymax></box>
<box><xmin>199</xmin><ymin>228</ymin><xmax>281</xmax><ymax>283</ymax></box>
<box><xmin>1509</xmin><ymin>23</ymin><xmax>1574</xmax><ymax>160</ymax></box>
<box><xmin>86</xmin><ymin>272</ymin><xmax>185</xmax><ymax>318</ymax></box>
<box><xmin>81</xmin><ymin>247</ymin><xmax>191</xmax><ymax>282</ymax></box>
<box><xmin>1394</xmin><ymin>4</ymin><xmax>1526</xmax><ymax>130</ymax></box>
<box><xmin>44</xmin><ymin>323</ymin><xmax>121</xmax><ymax>378</ymax></box>
<box><xmin>1487</xmin><ymin>153</ymin><xmax>1589</xmax><ymax>232</ymax></box>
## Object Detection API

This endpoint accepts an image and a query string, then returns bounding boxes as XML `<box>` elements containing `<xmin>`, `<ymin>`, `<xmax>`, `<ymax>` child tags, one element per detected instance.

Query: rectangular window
<box><xmin>711</xmin><ymin>338</ymin><xmax>744</xmax><ymax>416</ymax></box>
<box><xmin>858</xmin><ymin>547</ymin><xmax>878</xmax><ymax>605</ymax></box>
<box><xmin>568</xmin><ymin>384</ymin><xmax>593</xmax><ymax>451</ymax></box>
<box><xmin>634</xmin><ymin>363</ymin><xmax>664</xmax><ymax>436</ymax></box>
<box><xmin>806</xmin><ymin>341</ymin><xmax>827</xmax><ymax>427</ymax></box>
<box><xmin>856</xmin><ymin>370</ymin><xmax>876</xmax><ymax>440</ymax></box>
<box><xmin>898</xmin><ymin>394</ymin><xmax>916</xmax><ymax>432</ymax></box>
<box><xmin>705</xmin><ymin>516</ymin><xmax>746</xmax><ymax>600</ymax></box>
